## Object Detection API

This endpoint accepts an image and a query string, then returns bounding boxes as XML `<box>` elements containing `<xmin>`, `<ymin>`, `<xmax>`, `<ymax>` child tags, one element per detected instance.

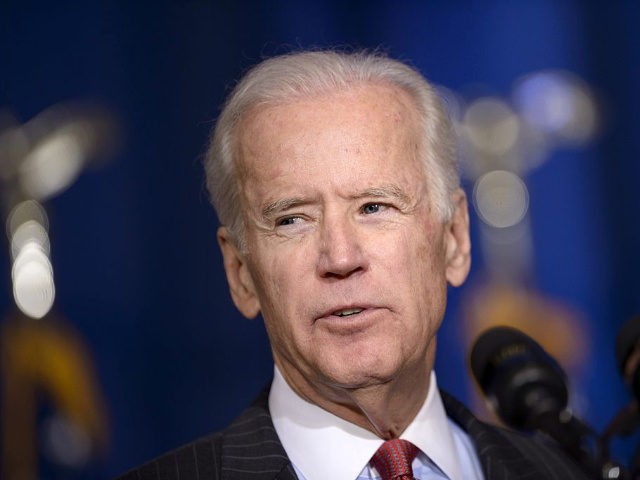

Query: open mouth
<box><xmin>333</xmin><ymin>308</ymin><xmax>364</xmax><ymax>317</ymax></box>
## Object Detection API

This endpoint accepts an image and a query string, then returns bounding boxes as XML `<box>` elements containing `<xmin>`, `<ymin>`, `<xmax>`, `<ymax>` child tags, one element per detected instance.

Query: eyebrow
<box><xmin>261</xmin><ymin>197</ymin><xmax>311</xmax><ymax>220</ymax></box>
<box><xmin>353</xmin><ymin>184</ymin><xmax>411</xmax><ymax>206</ymax></box>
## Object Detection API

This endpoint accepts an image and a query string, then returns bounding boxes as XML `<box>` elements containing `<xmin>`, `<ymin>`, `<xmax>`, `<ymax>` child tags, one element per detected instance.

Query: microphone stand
<box><xmin>602</xmin><ymin>402</ymin><xmax>640</xmax><ymax>479</ymax></box>
<box><xmin>535</xmin><ymin>410</ymin><xmax>628</xmax><ymax>479</ymax></box>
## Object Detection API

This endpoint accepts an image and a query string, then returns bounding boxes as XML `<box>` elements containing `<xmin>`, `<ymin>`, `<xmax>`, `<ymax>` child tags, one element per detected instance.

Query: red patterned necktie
<box><xmin>370</xmin><ymin>439</ymin><xmax>420</xmax><ymax>480</ymax></box>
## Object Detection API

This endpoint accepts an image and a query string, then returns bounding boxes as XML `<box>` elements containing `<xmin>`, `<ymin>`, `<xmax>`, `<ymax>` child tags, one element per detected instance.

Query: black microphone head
<box><xmin>615</xmin><ymin>315</ymin><xmax>640</xmax><ymax>374</ymax></box>
<box><xmin>470</xmin><ymin>326</ymin><xmax>568</xmax><ymax>431</ymax></box>
<box><xmin>616</xmin><ymin>315</ymin><xmax>640</xmax><ymax>403</ymax></box>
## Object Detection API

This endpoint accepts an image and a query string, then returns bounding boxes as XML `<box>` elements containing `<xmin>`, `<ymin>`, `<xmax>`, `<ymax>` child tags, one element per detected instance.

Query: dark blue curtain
<box><xmin>1</xmin><ymin>1</ymin><xmax>639</xmax><ymax>477</ymax></box>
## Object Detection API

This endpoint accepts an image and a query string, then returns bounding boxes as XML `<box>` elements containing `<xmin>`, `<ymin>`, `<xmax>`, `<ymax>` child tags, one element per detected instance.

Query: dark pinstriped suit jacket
<box><xmin>117</xmin><ymin>388</ymin><xmax>589</xmax><ymax>480</ymax></box>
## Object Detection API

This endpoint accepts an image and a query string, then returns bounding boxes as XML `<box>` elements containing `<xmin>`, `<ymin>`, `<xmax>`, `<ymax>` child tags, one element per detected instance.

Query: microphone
<box><xmin>470</xmin><ymin>326</ymin><xmax>624</xmax><ymax>479</ymax></box>
<box><xmin>616</xmin><ymin>315</ymin><xmax>640</xmax><ymax>403</ymax></box>
<box><xmin>613</xmin><ymin>316</ymin><xmax>640</xmax><ymax>478</ymax></box>
<box><xmin>470</xmin><ymin>326</ymin><xmax>568</xmax><ymax>431</ymax></box>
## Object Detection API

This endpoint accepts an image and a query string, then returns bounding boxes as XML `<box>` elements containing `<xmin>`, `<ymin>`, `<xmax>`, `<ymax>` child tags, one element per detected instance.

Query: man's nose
<box><xmin>317</xmin><ymin>214</ymin><xmax>367</xmax><ymax>279</ymax></box>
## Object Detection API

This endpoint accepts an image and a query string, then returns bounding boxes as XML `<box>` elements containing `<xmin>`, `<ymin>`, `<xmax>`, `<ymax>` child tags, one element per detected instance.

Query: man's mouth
<box><xmin>333</xmin><ymin>308</ymin><xmax>364</xmax><ymax>317</ymax></box>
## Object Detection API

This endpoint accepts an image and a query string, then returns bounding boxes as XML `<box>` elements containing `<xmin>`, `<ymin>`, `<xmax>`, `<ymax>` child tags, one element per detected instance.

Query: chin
<box><xmin>317</xmin><ymin>355</ymin><xmax>400</xmax><ymax>390</ymax></box>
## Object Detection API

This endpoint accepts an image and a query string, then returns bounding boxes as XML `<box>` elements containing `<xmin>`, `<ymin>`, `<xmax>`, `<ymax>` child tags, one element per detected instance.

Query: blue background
<box><xmin>1</xmin><ymin>1</ymin><xmax>639</xmax><ymax>477</ymax></box>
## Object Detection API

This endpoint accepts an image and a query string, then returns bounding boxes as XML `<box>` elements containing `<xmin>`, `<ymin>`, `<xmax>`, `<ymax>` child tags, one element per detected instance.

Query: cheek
<box><xmin>420</xmin><ymin>217</ymin><xmax>448</xmax><ymax>266</ymax></box>
<box><xmin>401</xmin><ymin>218</ymin><xmax>447</xmax><ymax>273</ymax></box>
<box><xmin>248</xmin><ymin>243</ymin><xmax>309</xmax><ymax>322</ymax></box>
<box><xmin>400</xmin><ymin>223</ymin><xmax>449</xmax><ymax>317</ymax></box>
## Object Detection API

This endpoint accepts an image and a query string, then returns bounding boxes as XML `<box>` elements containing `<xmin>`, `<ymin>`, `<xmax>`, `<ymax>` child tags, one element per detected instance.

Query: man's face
<box><xmin>219</xmin><ymin>83</ymin><xmax>470</xmax><ymax>399</ymax></box>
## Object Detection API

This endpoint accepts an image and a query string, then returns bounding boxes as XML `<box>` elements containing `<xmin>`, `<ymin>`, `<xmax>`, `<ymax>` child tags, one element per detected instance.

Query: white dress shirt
<box><xmin>269</xmin><ymin>367</ymin><xmax>484</xmax><ymax>480</ymax></box>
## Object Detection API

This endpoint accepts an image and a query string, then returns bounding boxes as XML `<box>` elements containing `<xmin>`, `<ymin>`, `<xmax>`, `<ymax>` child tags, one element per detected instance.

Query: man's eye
<box><xmin>277</xmin><ymin>216</ymin><xmax>299</xmax><ymax>226</ymax></box>
<box><xmin>362</xmin><ymin>203</ymin><xmax>382</xmax><ymax>214</ymax></box>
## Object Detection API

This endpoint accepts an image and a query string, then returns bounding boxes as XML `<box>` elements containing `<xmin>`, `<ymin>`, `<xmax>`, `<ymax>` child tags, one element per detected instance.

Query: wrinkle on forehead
<box><xmin>234</xmin><ymin>82</ymin><xmax>428</xmax><ymax>221</ymax></box>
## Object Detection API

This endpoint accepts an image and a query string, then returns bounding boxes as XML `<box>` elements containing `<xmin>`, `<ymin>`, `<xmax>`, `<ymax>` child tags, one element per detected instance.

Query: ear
<box><xmin>444</xmin><ymin>189</ymin><xmax>472</xmax><ymax>287</ymax></box>
<box><xmin>217</xmin><ymin>227</ymin><xmax>261</xmax><ymax>319</ymax></box>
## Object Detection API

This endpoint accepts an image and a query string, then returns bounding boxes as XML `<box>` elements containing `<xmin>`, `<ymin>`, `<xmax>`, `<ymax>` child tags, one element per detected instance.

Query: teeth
<box><xmin>334</xmin><ymin>308</ymin><xmax>363</xmax><ymax>317</ymax></box>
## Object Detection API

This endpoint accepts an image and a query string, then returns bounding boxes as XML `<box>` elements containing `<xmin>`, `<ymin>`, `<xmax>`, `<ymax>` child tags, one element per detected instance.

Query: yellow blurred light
<box><xmin>473</xmin><ymin>170</ymin><xmax>529</xmax><ymax>228</ymax></box>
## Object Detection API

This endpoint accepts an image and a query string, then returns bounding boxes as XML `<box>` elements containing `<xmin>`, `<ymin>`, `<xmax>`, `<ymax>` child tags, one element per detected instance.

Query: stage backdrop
<box><xmin>1</xmin><ymin>1</ymin><xmax>639</xmax><ymax>478</ymax></box>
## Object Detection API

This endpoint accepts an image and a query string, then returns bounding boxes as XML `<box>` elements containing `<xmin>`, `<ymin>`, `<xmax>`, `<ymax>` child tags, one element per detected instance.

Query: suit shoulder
<box><xmin>113</xmin><ymin>386</ymin><xmax>291</xmax><ymax>480</ymax></box>
<box><xmin>115</xmin><ymin>431</ymin><xmax>223</xmax><ymax>480</ymax></box>
<box><xmin>488</xmin><ymin>424</ymin><xmax>591</xmax><ymax>479</ymax></box>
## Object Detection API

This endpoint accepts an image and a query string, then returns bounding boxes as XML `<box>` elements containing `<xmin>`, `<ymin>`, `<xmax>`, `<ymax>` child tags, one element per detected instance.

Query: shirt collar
<box><xmin>268</xmin><ymin>366</ymin><xmax>462</xmax><ymax>480</ymax></box>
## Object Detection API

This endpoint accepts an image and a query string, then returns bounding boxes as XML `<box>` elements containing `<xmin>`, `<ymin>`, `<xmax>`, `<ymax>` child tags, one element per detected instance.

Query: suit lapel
<box><xmin>220</xmin><ymin>388</ymin><xmax>298</xmax><ymax>480</ymax></box>
<box><xmin>441</xmin><ymin>390</ymin><xmax>547</xmax><ymax>480</ymax></box>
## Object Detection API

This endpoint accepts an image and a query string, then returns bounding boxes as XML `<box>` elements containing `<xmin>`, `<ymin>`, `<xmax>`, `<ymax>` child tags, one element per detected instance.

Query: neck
<box><xmin>275</xmin><ymin>349</ymin><xmax>434</xmax><ymax>439</ymax></box>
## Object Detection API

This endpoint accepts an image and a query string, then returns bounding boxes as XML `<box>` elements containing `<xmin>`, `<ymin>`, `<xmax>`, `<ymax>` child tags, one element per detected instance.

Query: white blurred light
<box><xmin>7</xmin><ymin>196</ymin><xmax>56</xmax><ymax>319</ymax></box>
<box><xmin>11</xmin><ymin>233</ymin><xmax>55</xmax><ymax>319</ymax></box>
<box><xmin>513</xmin><ymin>71</ymin><xmax>598</xmax><ymax>144</ymax></box>
<box><xmin>12</xmin><ymin>250</ymin><xmax>55</xmax><ymax>319</ymax></box>
<box><xmin>12</xmin><ymin>241</ymin><xmax>52</xmax><ymax>275</ymax></box>
<box><xmin>7</xmin><ymin>199</ymin><xmax>48</xmax><ymax>237</ymax></box>
<box><xmin>10</xmin><ymin>219</ymin><xmax>50</xmax><ymax>259</ymax></box>
<box><xmin>463</xmin><ymin>97</ymin><xmax>520</xmax><ymax>156</ymax></box>
<box><xmin>19</xmin><ymin>128</ymin><xmax>85</xmax><ymax>200</ymax></box>
<box><xmin>473</xmin><ymin>170</ymin><xmax>529</xmax><ymax>228</ymax></box>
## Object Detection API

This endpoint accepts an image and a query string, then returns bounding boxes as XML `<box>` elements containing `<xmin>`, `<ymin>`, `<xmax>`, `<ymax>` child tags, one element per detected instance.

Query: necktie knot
<box><xmin>371</xmin><ymin>439</ymin><xmax>419</xmax><ymax>480</ymax></box>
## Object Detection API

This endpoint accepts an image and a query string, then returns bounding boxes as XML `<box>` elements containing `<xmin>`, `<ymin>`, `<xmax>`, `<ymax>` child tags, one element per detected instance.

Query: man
<box><xmin>119</xmin><ymin>50</ymin><xmax>588</xmax><ymax>479</ymax></box>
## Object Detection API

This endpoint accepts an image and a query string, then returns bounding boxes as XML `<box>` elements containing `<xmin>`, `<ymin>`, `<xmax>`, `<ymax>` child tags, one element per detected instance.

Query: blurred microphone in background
<box><xmin>616</xmin><ymin>316</ymin><xmax>640</xmax><ymax>406</ymax></box>
<box><xmin>611</xmin><ymin>316</ymin><xmax>640</xmax><ymax>476</ymax></box>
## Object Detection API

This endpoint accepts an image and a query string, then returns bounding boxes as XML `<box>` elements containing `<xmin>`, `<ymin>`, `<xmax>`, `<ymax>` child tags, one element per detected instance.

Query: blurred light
<box><xmin>7</xmin><ymin>200</ymin><xmax>51</xmax><ymax>259</ymax></box>
<box><xmin>0</xmin><ymin>125</ymin><xmax>30</xmax><ymax>181</ymax></box>
<box><xmin>12</xmin><ymin>241</ymin><xmax>52</xmax><ymax>274</ymax></box>
<box><xmin>479</xmin><ymin>220</ymin><xmax>534</xmax><ymax>286</ymax></box>
<box><xmin>2</xmin><ymin>104</ymin><xmax>119</xmax><ymax>320</ymax></box>
<box><xmin>473</xmin><ymin>170</ymin><xmax>529</xmax><ymax>228</ymax></box>
<box><xmin>10</xmin><ymin>220</ymin><xmax>50</xmax><ymax>259</ymax></box>
<box><xmin>3</xmin><ymin>104</ymin><xmax>120</xmax><ymax>200</ymax></box>
<box><xmin>513</xmin><ymin>70</ymin><xmax>599</xmax><ymax>144</ymax></box>
<box><xmin>12</xmin><ymin>247</ymin><xmax>55</xmax><ymax>319</ymax></box>
<box><xmin>43</xmin><ymin>415</ymin><xmax>91</xmax><ymax>468</ymax></box>
<box><xmin>8</xmin><ymin>199</ymin><xmax>55</xmax><ymax>319</ymax></box>
<box><xmin>7</xmin><ymin>199</ymin><xmax>49</xmax><ymax>237</ymax></box>
<box><xmin>481</xmin><ymin>219</ymin><xmax>530</xmax><ymax>245</ymax></box>
<box><xmin>462</xmin><ymin>97</ymin><xmax>520</xmax><ymax>156</ymax></box>
<box><xmin>513</xmin><ymin>120</ymin><xmax>552</xmax><ymax>172</ymax></box>
<box><xmin>19</xmin><ymin>127</ymin><xmax>85</xmax><ymax>200</ymax></box>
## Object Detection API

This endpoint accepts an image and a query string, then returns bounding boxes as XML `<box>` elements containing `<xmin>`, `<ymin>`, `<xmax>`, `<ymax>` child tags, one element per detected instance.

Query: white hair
<box><xmin>205</xmin><ymin>50</ymin><xmax>459</xmax><ymax>247</ymax></box>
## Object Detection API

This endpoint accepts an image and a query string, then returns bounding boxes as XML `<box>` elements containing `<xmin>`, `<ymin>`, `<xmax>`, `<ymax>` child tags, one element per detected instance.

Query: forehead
<box><xmin>236</xmin><ymin>84</ymin><xmax>421</xmax><ymax>193</ymax></box>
